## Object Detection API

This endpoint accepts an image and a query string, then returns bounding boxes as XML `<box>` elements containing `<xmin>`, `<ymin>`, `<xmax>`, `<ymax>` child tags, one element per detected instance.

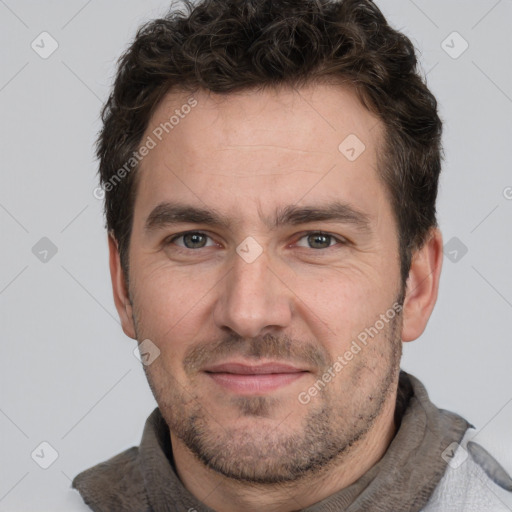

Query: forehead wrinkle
<box><xmin>219</xmin><ymin>144</ymin><xmax>332</xmax><ymax>156</ymax></box>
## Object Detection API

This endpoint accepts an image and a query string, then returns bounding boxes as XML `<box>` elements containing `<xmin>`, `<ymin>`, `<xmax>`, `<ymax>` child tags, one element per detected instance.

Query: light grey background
<box><xmin>0</xmin><ymin>1</ymin><xmax>511</xmax><ymax>510</ymax></box>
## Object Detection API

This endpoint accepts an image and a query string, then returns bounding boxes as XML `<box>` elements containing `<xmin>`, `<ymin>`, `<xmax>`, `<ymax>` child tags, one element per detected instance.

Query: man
<box><xmin>72</xmin><ymin>0</ymin><xmax>512</xmax><ymax>510</ymax></box>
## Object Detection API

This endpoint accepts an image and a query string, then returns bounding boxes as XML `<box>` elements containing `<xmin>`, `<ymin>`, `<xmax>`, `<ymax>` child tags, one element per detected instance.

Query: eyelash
<box><xmin>165</xmin><ymin>231</ymin><xmax>348</xmax><ymax>252</ymax></box>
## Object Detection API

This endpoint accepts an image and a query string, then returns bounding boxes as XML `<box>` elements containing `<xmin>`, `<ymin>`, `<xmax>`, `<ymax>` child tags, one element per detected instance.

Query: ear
<box><xmin>401</xmin><ymin>228</ymin><xmax>443</xmax><ymax>342</ymax></box>
<box><xmin>108</xmin><ymin>232</ymin><xmax>137</xmax><ymax>340</ymax></box>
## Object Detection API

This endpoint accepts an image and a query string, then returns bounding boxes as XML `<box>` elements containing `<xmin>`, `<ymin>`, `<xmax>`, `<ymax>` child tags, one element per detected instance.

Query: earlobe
<box><xmin>401</xmin><ymin>228</ymin><xmax>443</xmax><ymax>342</ymax></box>
<box><xmin>108</xmin><ymin>233</ymin><xmax>137</xmax><ymax>340</ymax></box>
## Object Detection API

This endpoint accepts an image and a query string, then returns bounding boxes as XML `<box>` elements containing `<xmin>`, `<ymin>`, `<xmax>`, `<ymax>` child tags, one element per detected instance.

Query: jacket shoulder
<box><xmin>72</xmin><ymin>447</ymin><xmax>149</xmax><ymax>512</ymax></box>
<box><xmin>423</xmin><ymin>429</ymin><xmax>512</xmax><ymax>511</ymax></box>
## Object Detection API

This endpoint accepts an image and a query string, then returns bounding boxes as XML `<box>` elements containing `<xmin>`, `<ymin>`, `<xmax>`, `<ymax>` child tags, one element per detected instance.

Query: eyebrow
<box><xmin>144</xmin><ymin>200</ymin><xmax>372</xmax><ymax>234</ymax></box>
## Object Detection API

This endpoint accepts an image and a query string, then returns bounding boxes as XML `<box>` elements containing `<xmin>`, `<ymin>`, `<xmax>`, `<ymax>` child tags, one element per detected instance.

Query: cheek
<box><xmin>294</xmin><ymin>268</ymin><xmax>397</xmax><ymax>353</ymax></box>
<box><xmin>299</xmin><ymin>267</ymin><xmax>378</xmax><ymax>318</ymax></box>
<box><xmin>132</xmin><ymin>261</ymin><xmax>213</xmax><ymax>349</ymax></box>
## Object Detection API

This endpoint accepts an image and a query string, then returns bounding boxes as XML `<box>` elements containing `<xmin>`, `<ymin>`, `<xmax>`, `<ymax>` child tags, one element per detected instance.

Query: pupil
<box><xmin>186</xmin><ymin>233</ymin><xmax>205</xmax><ymax>248</ymax></box>
<box><xmin>310</xmin><ymin>234</ymin><xmax>329</xmax><ymax>249</ymax></box>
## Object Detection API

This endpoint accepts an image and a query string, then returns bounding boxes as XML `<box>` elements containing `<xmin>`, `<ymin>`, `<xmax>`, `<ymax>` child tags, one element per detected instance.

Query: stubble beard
<box><xmin>136</xmin><ymin>303</ymin><xmax>403</xmax><ymax>484</ymax></box>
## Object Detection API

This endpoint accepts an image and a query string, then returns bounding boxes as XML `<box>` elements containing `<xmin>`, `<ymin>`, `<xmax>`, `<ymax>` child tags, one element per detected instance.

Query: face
<box><xmin>123</xmin><ymin>83</ymin><xmax>405</xmax><ymax>483</ymax></box>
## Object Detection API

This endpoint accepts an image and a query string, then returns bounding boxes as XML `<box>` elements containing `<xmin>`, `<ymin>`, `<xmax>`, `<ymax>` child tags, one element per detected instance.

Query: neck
<box><xmin>171</xmin><ymin>389</ymin><xmax>399</xmax><ymax>512</ymax></box>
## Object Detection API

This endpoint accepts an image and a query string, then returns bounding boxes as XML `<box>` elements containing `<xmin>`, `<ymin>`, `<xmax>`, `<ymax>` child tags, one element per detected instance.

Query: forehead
<box><xmin>148</xmin><ymin>82</ymin><xmax>381</xmax><ymax>152</ymax></box>
<box><xmin>133</xmin><ymin>82</ymin><xmax>388</xmax><ymax>227</ymax></box>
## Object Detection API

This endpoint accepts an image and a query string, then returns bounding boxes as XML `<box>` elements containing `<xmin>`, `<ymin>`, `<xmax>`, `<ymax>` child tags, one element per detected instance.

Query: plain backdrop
<box><xmin>0</xmin><ymin>0</ymin><xmax>511</xmax><ymax>510</ymax></box>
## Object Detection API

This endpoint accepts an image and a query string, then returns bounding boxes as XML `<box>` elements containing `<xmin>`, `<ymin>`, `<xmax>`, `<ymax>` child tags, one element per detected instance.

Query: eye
<box><xmin>164</xmin><ymin>230</ymin><xmax>347</xmax><ymax>252</ymax></box>
<box><xmin>295</xmin><ymin>231</ymin><xmax>347</xmax><ymax>250</ymax></box>
<box><xmin>166</xmin><ymin>231</ymin><xmax>216</xmax><ymax>250</ymax></box>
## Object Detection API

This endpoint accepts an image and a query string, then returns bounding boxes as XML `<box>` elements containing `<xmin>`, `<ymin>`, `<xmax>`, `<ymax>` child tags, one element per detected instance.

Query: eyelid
<box><xmin>165</xmin><ymin>230</ymin><xmax>349</xmax><ymax>250</ymax></box>
<box><xmin>293</xmin><ymin>231</ymin><xmax>349</xmax><ymax>248</ymax></box>
<box><xmin>166</xmin><ymin>230</ymin><xmax>217</xmax><ymax>248</ymax></box>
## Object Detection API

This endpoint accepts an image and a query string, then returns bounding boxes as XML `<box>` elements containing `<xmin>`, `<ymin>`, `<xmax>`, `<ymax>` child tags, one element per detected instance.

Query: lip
<box><xmin>203</xmin><ymin>361</ymin><xmax>309</xmax><ymax>394</ymax></box>
<box><xmin>204</xmin><ymin>362</ymin><xmax>305</xmax><ymax>374</ymax></box>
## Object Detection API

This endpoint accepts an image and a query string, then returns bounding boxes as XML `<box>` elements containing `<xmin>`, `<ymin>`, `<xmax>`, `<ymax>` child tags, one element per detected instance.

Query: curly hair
<box><xmin>97</xmin><ymin>0</ymin><xmax>443</xmax><ymax>288</ymax></box>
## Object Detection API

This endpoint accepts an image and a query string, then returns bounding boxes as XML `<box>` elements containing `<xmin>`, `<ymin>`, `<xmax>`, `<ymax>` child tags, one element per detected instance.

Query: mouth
<box><xmin>202</xmin><ymin>362</ymin><xmax>309</xmax><ymax>395</ymax></box>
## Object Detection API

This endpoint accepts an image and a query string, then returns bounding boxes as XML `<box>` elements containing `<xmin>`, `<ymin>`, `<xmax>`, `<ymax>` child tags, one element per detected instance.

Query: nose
<box><xmin>213</xmin><ymin>247</ymin><xmax>293</xmax><ymax>339</ymax></box>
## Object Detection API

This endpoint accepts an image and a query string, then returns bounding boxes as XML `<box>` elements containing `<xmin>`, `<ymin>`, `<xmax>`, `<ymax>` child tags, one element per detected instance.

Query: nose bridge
<box><xmin>214</xmin><ymin>245</ymin><xmax>292</xmax><ymax>338</ymax></box>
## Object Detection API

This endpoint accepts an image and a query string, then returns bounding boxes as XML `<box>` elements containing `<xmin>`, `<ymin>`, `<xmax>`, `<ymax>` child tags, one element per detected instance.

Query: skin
<box><xmin>109</xmin><ymin>82</ymin><xmax>443</xmax><ymax>511</ymax></box>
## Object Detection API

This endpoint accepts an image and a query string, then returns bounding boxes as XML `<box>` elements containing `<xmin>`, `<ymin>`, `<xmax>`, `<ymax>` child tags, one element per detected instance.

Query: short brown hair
<box><xmin>97</xmin><ymin>0</ymin><xmax>443</xmax><ymax>288</ymax></box>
